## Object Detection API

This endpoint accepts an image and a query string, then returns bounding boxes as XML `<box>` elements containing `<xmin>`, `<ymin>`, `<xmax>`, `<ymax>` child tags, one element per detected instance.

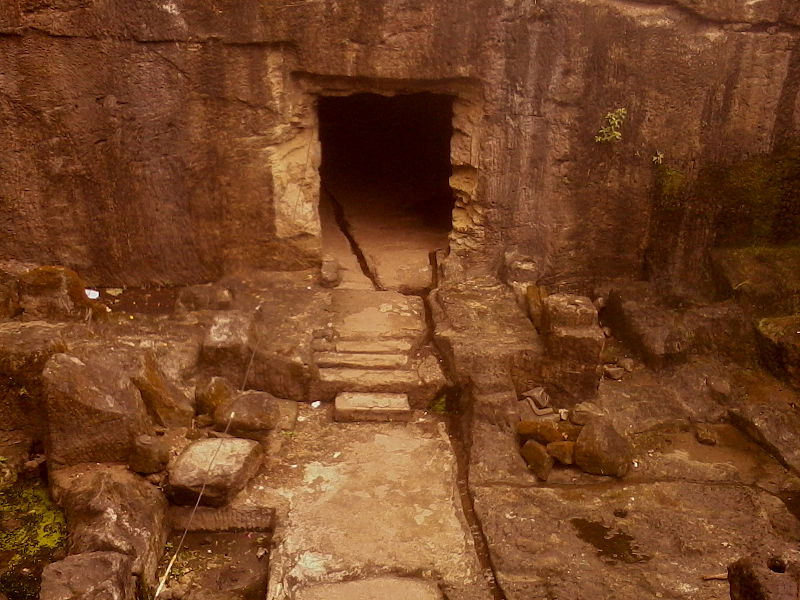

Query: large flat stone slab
<box><xmin>260</xmin><ymin>410</ymin><xmax>489</xmax><ymax>599</ymax></box>
<box><xmin>294</xmin><ymin>576</ymin><xmax>443</xmax><ymax>600</ymax></box>
<box><xmin>336</xmin><ymin>340</ymin><xmax>413</xmax><ymax>354</ymax></box>
<box><xmin>331</xmin><ymin>289</ymin><xmax>426</xmax><ymax>345</ymax></box>
<box><xmin>333</xmin><ymin>392</ymin><xmax>412</xmax><ymax>422</ymax></box>
<box><xmin>315</xmin><ymin>352</ymin><xmax>408</xmax><ymax>369</ymax></box>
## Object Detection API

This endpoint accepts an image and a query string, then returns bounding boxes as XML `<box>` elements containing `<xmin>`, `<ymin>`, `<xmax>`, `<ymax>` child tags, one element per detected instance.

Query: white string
<box><xmin>153</xmin><ymin>411</ymin><xmax>236</xmax><ymax>598</ymax></box>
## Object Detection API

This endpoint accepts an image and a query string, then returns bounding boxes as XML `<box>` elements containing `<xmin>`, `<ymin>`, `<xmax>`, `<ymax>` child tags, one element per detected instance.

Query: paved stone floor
<box><xmin>236</xmin><ymin>405</ymin><xmax>491</xmax><ymax>600</ymax></box>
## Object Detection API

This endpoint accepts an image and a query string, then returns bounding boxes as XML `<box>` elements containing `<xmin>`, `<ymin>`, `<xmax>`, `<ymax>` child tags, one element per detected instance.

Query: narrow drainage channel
<box><xmin>443</xmin><ymin>407</ymin><xmax>507</xmax><ymax>600</ymax></box>
<box><xmin>322</xmin><ymin>186</ymin><xmax>382</xmax><ymax>290</ymax></box>
<box><xmin>420</xmin><ymin>275</ymin><xmax>507</xmax><ymax>600</ymax></box>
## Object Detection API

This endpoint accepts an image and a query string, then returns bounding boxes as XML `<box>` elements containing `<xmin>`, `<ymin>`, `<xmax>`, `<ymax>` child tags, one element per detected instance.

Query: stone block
<box><xmin>520</xmin><ymin>439</ymin><xmax>553</xmax><ymax>481</ymax></box>
<box><xmin>517</xmin><ymin>420</ymin><xmax>581</xmax><ymax>445</ymax></box>
<box><xmin>333</xmin><ymin>392</ymin><xmax>412</xmax><ymax>422</ymax></box>
<box><xmin>167</xmin><ymin>438</ymin><xmax>263</xmax><ymax>507</ymax></box>
<box><xmin>542</xmin><ymin>294</ymin><xmax>598</xmax><ymax>331</ymax></box>
<box><xmin>547</xmin><ymin>441</ymin><xmax>575</xmax><ymax>465</ymax></box>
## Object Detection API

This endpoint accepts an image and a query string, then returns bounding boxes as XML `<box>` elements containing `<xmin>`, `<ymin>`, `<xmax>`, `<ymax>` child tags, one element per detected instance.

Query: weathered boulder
<box><xmin>42</xmin><ymin>353</ymin><xmax>151</xmax><ymax>467</ymax></box>
<box><xmin>200</xmin><ymin>307</ymin><xmax>314</xmax><ymax>401</ymax></box>
<box><xmin>39</xmin><ymin>551</ymin><xmax>136</xmax><ymax>600</ymax></box>
<box><xmin>131</xmin><ymin>352</ymin><xmax>194</xmax><ymax>427</ymax></box>
<box><xmin>728</xmin><ymin>555</ymin><xmax>799</xmax><ymax>600</ymax></box>
<box><xmin>196</xmin><ymin>376</ymin><xmax>237</xmax><ymax>415</ymax></box>
<box><xmin>757</xmin><ymin>315</ymin><xmax>800</xmax><ymax>388</ymax></box>
<box><xmin>51</xmin><ymin>464</ymin><xmax>168</xmax><ymax>590</ymax></box>
<box><xmin>574</xmin><ymin>417</ymin><xmax>632</xmax><ymax>478</ymax></box>
<box><xmin>213</xmin><ymin>390</ymin><xmax>282</xmax><ymax>438</ymax></box>
<box><xmin>167</xmin><ymin>438</ymin><xmax>263</xmax><ymax>507</ymax></box>
<box><xmin>68</xmin><ymin>344</ymin><xmax>195</xmax><ymax>428</ymax></box>
<box><xmin>17</xmin><ymin>266</ymin><xmax>106</xmax><ymax>322</ymax></box>
<box><xmin>520</xmin><ymin>440</ymin><xmax>553</xmax><ymax>481</ymax></box>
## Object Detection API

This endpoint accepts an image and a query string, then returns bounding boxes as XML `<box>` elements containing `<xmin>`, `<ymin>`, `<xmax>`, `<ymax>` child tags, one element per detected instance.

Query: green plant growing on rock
<box><xmin>594</xmin><ymin>108</ymin><xmax>627</xmax><ymax>143</ymax></box>
<box><xmin>429</xmin><ymin>394</ymin><xmax>447</xmax><ymax>414</ymax></box>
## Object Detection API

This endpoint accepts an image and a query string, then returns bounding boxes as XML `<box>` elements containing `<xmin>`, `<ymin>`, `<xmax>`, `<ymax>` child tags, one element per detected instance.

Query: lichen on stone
<box><xmin>0</xmin><ymin>482</ymin><xmax>67</xmax><ymax>600</ymax></box>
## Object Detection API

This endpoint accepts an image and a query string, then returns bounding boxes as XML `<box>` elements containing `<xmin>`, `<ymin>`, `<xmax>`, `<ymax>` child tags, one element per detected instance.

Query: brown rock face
<box><xmin>0</xmin><ymin>270</ymin><xmax>19</xmax><ymax>319</ymax></box>
<box><xmin>0</xmin><ymin>1</ymin><xmax>797</xmax><ymax>288</ymax></box>
<box><xmin>574</xmin><ymin>417</ymin><xmax>633</xmax><ymax>478</ymax></box>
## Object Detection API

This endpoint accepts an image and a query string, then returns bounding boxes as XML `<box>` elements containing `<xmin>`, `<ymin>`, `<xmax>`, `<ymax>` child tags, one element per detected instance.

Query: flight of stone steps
<box><xmin>309</xmin><ymin>289</ymin><xmax>447</xmax><ymax>421</ymax></box>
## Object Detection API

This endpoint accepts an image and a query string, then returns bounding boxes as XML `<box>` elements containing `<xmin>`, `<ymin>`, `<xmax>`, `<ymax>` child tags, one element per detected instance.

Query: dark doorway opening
<box><xmin>317</xmin><ymin>92</ymin><xmax>455</xmax><ymax>292</ymax></box>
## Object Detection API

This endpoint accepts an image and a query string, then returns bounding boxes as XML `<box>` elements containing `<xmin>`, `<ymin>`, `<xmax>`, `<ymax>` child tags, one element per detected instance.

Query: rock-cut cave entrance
<box><xmin>318</xmin><ymin>92</ymin><xmax>455</xmax><ymax>294</ymax></box>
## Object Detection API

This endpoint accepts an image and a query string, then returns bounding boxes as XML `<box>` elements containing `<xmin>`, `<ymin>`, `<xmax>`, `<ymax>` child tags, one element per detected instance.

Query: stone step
<box><xmin>333</xmin><ymin>392</ymin><xmax>412</xmax><ymax>423</ymax></box>
<box><xmin>313</xmin><ymin>367</ymin><xmax>419</xmax><ymax>401</ymax></box>
<box><xmin>315</xmin><ymin>352</ymin><xmax>408</xmax><ymax>369</ymax></box>
<box><xmin>335</xmin><ymin>339</ymin><xmax>413</xmax><ymax>354</ymax></box>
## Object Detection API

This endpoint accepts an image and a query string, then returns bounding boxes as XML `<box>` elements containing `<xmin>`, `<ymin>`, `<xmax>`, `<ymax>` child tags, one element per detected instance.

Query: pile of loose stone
<box><xmin>0</xmin><ymin>264</ymin><xmax>290</xmax><ymax>599</ymax></box>
<box><xmin>515</xmin><ymin>389</ymin><xmax>632</xmax><ymax>481</ymax></box>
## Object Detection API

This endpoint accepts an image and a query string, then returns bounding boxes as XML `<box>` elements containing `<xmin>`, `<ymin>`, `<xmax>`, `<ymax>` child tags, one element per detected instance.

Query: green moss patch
<box><xmin>0</xmin><ymin>482</ymin><xmax>67</xmax><ymax>600</ymax></box>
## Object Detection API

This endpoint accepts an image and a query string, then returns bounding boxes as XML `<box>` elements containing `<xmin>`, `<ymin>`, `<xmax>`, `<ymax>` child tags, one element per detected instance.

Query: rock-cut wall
<box><xmin>0</xmin><ymin>0</ymin><xmax>798</xmax><ymax>289</ymax></box>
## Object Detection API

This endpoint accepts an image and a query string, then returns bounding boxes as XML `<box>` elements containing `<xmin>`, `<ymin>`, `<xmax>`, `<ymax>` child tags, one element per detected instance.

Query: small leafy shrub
<box><xmin>595</xmin><ymin>108</ymin><xmax>627</xmax><ymax>143</ymax></box>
